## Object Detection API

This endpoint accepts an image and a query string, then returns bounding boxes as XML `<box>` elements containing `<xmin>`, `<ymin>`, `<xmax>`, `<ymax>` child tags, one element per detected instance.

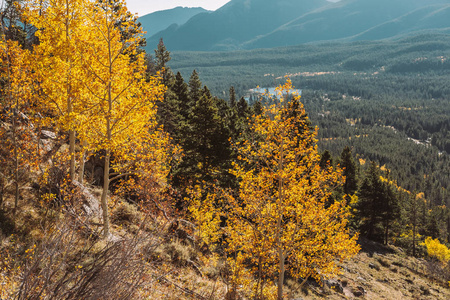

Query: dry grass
<box><xmin>295</xmin><ymin>242</ymin><xmax>450</xmax><ymax>300</ymax></box>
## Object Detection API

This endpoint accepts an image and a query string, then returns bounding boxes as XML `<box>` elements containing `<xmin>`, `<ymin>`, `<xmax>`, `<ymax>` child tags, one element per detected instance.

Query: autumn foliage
<box><xmin>2</xmin><ymin>0</ymin><xmax>359</xmax><ymax>297</ymax></box>
<box><xmin>192</xmin><ymin>79</ymin><xmax>359</xmax><ymax>299</ymax></box>
<box><xmin>13</xmin><ymin>0</ymin><xmax>169</xmax><ymax>237</ymax></box>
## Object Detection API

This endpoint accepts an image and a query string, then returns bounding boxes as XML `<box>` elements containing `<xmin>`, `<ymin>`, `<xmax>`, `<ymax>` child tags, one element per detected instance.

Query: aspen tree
<box><xmin>21</xmin><ymin>0</ymin><xmax>89</xmax><ymax>181</ymax></box>
<box><xmin>79</xmin><ymin>0</ymin><xmax>165</xmax><ymax>238</ymax></box>
<box><xmin>0</xmin><ymin>36</ymin><xmax>36</xmax><ymax>217</ymax></box>
<box><xmin>193</xmin><ymin>79</ymin><xmax>359</xmax><ymax>299</ymax></box>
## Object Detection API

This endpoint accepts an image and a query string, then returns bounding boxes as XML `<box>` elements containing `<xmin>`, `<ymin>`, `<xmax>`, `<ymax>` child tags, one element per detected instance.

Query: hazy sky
<box><xmin>126</xmin><ymin>0</ymin><xmax>231</xmax><ymax>16</ymax></box>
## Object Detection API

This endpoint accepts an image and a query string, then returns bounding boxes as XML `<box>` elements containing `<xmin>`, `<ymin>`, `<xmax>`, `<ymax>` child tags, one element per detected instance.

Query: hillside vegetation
<box><xmin>2</xmin><ymin>0</ymin><xmax>450</xmax><ymax>299</ymax></box>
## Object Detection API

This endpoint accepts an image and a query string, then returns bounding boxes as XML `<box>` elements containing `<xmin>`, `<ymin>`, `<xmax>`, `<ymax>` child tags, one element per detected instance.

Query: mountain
<box><xmin>143</xmin><ymin>0</ymin><xmax>450</xmax><ymax>52</ymax></box>
<box><xmin>138</xmin><ymin>7</ymin><xmax>209</xmax><ymax>41</ymax></box>
<box><xmin>353</xmin><ymin>4</ymin><xmax>450</xmax><ymax>41</ymax></box>
<box><xmin>245</xmin><ymin>0</ymin><xmax>450</xmax><ymax>48</ymax></box>
<box><xmin>146</xmin><ymin>0</ymin><xmax>329</xmax><ymax>51</ymax></box>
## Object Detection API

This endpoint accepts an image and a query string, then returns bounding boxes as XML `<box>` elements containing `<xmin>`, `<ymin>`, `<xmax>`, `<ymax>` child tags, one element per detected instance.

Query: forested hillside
<box><xmin>2</xmin><ymin>0</ymin><xmax>450</xmax><ymax>299</ymax></box>
<box><xmin>169</xmin><ymin>35</ymin><xmax>450</xmax><ymax>245</ymax></box>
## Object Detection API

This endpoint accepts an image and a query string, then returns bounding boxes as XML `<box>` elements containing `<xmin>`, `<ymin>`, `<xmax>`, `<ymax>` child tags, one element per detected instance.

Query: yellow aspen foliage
<box><xmin>20</xmin><ymin>0</ymin><xmax>91</xmax><ymax>181</ymax></box>
<box><xmin>19</xmin><ymin>0</ymin><xmax>168</xmax><ymax>238</ymax></box>
<box><xmin>0</xmin><ymin>37</ymin><xmax>38</xmax><ymax>216</ymax></box>
<box><xmin>188</xmin><ymin>184</ymin><xmax>222</xmax><ymax>246</ymax></box>
<box><xmin>200</xmin><ymin>79</ymin><xmax>360</xmax><ymax>299</ymax></box>
<box><xmin>422</xmin><ymin>237</ymin><xmax>450</xmax><ymax>265</ymax></box>
<box><xmin>75</xmin><ymin>0</ymin><xmax>166</xmax><ymax>238</ymax></box>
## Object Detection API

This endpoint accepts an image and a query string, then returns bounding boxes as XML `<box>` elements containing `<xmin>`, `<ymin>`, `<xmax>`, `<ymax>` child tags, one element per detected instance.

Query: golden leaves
<box><xmin>422</xmin><ymin>236</ymin><xmax>450</xmax><ymax>265</ymax></box>
<box><xmin>191</xmin><ymin>79</ymin><xmax>359</xmax><ymax>298</ymax></box>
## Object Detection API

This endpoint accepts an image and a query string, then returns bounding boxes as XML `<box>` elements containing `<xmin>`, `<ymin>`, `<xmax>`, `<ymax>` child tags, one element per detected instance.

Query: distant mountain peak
<box><xmin>142</xmin><ymin>0</ymin><xmax>450</xmax><ymax>52</ymax></box>
<box><xmin>138</xmin><ymin>7</ymin><xmax>209</xmax><ymax>40</ymax></box>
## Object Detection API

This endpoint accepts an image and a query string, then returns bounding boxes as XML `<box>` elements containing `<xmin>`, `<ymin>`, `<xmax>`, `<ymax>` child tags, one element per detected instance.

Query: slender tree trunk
<box><xmin>12</xmin><ymin>108</ymin><xmax>19</xmax><ymax>218</ymax></box>
<box><xmin>101</xmin><ymin>74</ymin><xmax>113</xmax><ymax>238</ymax></box>
<box><xmin>277</xmin><ymin>246</ymin><xmax>285</xmax><ymax>300</ymax></box>
<box><xmin>101</xmin><ymin>150</ymin><xmax>110</xmax><ymax>238</ymax></box>
<box><xmin>277</xmin><ymin>130</ymin><xmax>285</xmax><ymax>300</ymax></box>
<box><xmin>258</xmin><ymin>255</ymin><xmax>263</xmax><ymax>298</ymax></box>
<box><xmin>101</xmin><ymin>22</ymin><xmax>113</xmax><ymax>238</ymax></box>
<box><xmin>69</xmin><ymin>129</ymin><xmax>75</xmax><ymax>181</ymax></box>
<box><xmin>65</xmin><ymin>0</ymin><xmax>76</xmax><ymax>181</ymax></box>
<box><xmin>447</xmin><ymin>216</ymin><xmax>450</xmax><ymax>250</ymax></box>
<box><xmin>78</xmin><ymin>139</ymin><xmax>87</xmax><ymax>182</ymax></box>
<box><xmin>412</xmin><ymin>221</ymin><xmax>416</xmax><ymax>257</ymax></box>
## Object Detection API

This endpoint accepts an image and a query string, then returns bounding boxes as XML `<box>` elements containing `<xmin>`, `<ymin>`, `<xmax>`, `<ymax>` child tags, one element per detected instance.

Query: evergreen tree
<box><xmin>340</xmin><ymin>146</ymin><xmax>358</xmax><ymax>195</ymax></box>
<box><xmin>154</xmin><ymin>38</ymin><xmax>173</xmax><ymax>86</ymax></box>
<box><xmin>229</xmin><ymin>86</ymin><xmax>236</xmax><ymax>108</ymax></box>
<box><xmin>426</xmin><ymin>213</ymin><xmax>440</xmax><ymax>239</ymax></box>
<box><xmin>153</xmin><ymin>38</ymin><xmax>176</xmax><ymax>137</ymax></box>
<box><xmin>173</xmin><ymin>90</ymin><xmax>231</xmax><ymax>187</ymax></box>
<box><xmin>252</xmin><ymin>100</ymin><xmax>263</xmax><ymax>116</ymax></box>
<box><xmin>285</xmin><ymin>95</ymin><xmax>313</xmax><ymax>148</ymax></box>
<box><xmin>172</xmin><ymin>71</ymin><xmax>190</xmax><ymax>121</ymax></box>
<box><xmin>188</xmin><ymin>69</ymin><xmax>202</xmax><ymax>104</ymax></box>
<box><xmin>319</xmin><ymin>150</ymin><xmax>333</xmax><ymax>169</ymax></box>
<box><xmin>357</xmin><ymin>161</ymin><xmax>385</xmax><ymax>242</ymax></box>
<box><xmin>381</xmin><ymin>181</ymin><xmax>400</xmax><ymax>245</ymax></box>
<box><xmin>357</xmin><ymin>161</ymin><xmax>399</xmax><ymax>244</ymax></box>
<box><xmin>237</xmin><ymin>96</ymin><xmax>249</xmax><ymax>120</ymax></box>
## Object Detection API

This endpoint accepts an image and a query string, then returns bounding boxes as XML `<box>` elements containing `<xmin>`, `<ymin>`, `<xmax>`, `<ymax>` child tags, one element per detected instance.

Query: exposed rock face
<box><xmin>41</xmin><ymin>130</ymin><xmax>57</xmax><ymax>140</ymax></box>
<box><xmin>72</xmin><ymin>180</ymin><xmax>101</xmax><ymax>219</ymax></box>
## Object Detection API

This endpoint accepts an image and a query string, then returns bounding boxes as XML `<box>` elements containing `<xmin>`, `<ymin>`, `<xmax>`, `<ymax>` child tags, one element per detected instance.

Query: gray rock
<box><xmin>72</xmin><ymin>180</ymin><xmax>101</xmax><ymax>218</ymax></box>
<box><xmin>41</xmin><ymin>130</ymin><xmax>57</xmax><ymax>139</ymax></box>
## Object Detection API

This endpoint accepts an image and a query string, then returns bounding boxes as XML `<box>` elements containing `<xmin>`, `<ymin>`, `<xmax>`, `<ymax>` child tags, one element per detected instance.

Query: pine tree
<box><xmin>229</xmin><ymin>86</ymin><xmax>237</xmax><ymax>108</ymax></box>
<box><xmin>358</xmin><ymin>162</ymin><xmax>382</xmax><ymax>240</ymax></box>
<box><xmin>236</xmin><ymin>96</ymin><xmax>249</xmax><ymax>120</ymax></box>
<box><xmin>320</xmin><ymin>150</ymin><xmax>333</xmax><ymax>169</ymax></box>
<box><xmin>381</xmin><ymin>180</ymin><xmax>400</xmax><ymax>244</ymax></box>
<box><xmin>178</xmin><ymin>91</ymin><xmax>230</xmax><ymax>185</ymax></box>
<box><xmin>357</xmin><ymin>161</ymin><xmax>399</xmax><ymax>243</ymax></box>
<box><xmin>340</xmin><ymin>146</ymin><xmax>358</xmax><ymax>195</ymax></box>
<box><xmin>173</xmin><ymin>72</ymin><xmax>190</xmax><ymax>118</ymax></box>
<box><xmin>160</xmin><ymin>71</ymin><xmax>189</xmax><ymax>141</ymax></box>
<box><xmin>154</xmin><ymin>38</ymin><xmax>173</xmax><ymax>86</ymax></box>
<box><xmin>188</xmin><ymin>70</ymin><xmax>202</xmax><ymax>105</ymax></box>
<box><xmin>252</xmin><ymin>100</ymin><xmax>263</xmax><ymax>116</ymax></box>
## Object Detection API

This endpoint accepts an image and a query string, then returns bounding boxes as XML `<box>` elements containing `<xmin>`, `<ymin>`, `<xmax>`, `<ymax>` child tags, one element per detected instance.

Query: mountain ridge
<box><xmin>145</xmin><ymin>0</ymin><xmax>328</xmax><ymax>51</ymax></box>
<box><xmin>141</xmin><ymin>0</ymin><xmax>450</xmax><ymax>52</ymax></box>
<box><xmin>138</xmin><ymin>6</ymin><xmax>209</xmax><ymax>41</ymax></box>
